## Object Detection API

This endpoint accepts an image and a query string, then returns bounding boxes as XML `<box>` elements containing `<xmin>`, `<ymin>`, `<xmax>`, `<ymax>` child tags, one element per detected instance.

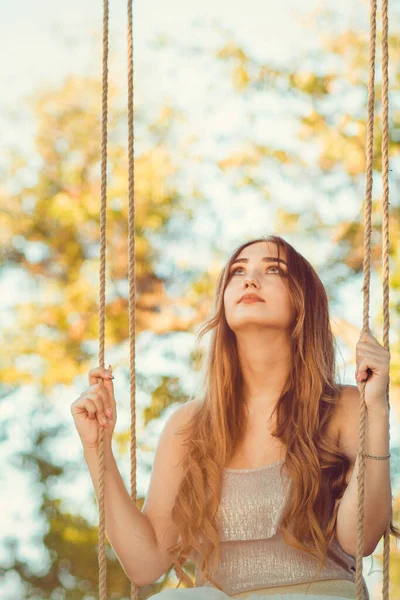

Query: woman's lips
<box><xmin>240</xmin><ymin>297</ymin><xmax>263</xmax><ymax>303</ymax></box>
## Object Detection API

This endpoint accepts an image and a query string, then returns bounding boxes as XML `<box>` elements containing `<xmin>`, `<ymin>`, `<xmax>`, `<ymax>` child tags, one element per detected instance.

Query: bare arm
<box><xmin>335</xmin><ymin>386</ymin><xmax>391</xmax><ymax>556</ymax></box>
<box><xmin>72</xmin><ymin>366</ymin><xmax>199</xmax><ymax>586</ymax></box>
<box><xmin>84</xmin><ymin>443</ymin><xmax>164</xmax><ymax>586</ymax></box>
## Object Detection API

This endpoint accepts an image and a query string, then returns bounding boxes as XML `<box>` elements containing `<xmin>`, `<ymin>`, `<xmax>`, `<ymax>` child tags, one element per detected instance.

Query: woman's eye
<box><xmin>230</xmin><ymin>265</ymin><xmax>282</xmax><ymax>276</ymax></box>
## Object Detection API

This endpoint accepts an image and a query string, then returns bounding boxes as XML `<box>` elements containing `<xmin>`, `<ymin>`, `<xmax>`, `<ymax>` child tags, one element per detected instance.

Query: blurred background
<box><xmin>0</xmin><ymin>0</ymin><xmax>399</xmax><ymax>598</ymax></box>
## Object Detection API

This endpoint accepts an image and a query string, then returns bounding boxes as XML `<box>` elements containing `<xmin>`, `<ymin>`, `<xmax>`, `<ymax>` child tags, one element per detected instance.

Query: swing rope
<box><xmin>95</xmin><ymin>0</ymin><xmax>392</xmax><ymax>598</ymax></box>
<box><xmin>356</xmin><ymin>0</ymin><xmax>391</xmax><ymax>598</ymax></box>
<box><xmin>127</xmin><ymin>0</ymin><xmax>138</xmax><ymax>597</ymax></box>
<box><xmin>98</xmin><ymin>0</ymin><xmax>109</xmax><ymax>597</ymax></box>
<box><xmin>381</xmin><ymin>0</ymin><xmax>391</xmax><ymax>597</ymax></box>
<box><xmin>97</xmin><ymin>1</ymin><xmax>138</xmax><ymax>598</ymax></box>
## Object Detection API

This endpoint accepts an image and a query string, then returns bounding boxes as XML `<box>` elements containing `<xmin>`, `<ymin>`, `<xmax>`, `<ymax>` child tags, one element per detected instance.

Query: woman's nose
<box><xmin>244</xmin><ymin>277</ymin><xmax>259</xmax><ymax>287</ymax></box>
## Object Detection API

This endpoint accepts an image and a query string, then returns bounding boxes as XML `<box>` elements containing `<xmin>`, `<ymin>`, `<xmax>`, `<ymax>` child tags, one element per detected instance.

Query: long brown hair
<box><xmin>165</xmin><ymin>234</ymin><xmax>399</xmax><ymax>589</ymax></box>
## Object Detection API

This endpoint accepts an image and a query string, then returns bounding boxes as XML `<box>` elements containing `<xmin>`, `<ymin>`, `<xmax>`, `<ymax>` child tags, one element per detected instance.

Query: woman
<box><xmin>71</xmin><ymin>235</ymin><xmax>396</xmax><ymax>599</ymax></box>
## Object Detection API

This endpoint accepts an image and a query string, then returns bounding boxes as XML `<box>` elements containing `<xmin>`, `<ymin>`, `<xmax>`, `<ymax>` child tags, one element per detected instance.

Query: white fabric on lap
<box><xmin>150</xmin><ymin>588</ymin><xmax>354</xmax><ymax>600</ymax></box>
<box><xmin>150</xmin><ymin>587</ymin><xmax>229</xmax><ymax>599</ymax></box>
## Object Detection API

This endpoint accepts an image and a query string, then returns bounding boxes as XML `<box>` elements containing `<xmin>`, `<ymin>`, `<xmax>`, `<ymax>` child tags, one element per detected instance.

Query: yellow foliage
<box><xmin>233</xmin><ymin>65</ymin><xmax>250</xmax><ymax>90</ymax></box>
<box><xmin>63</xmin><ymin>526</ymin><xmax>90</xmax><ymax>544</ymax></box>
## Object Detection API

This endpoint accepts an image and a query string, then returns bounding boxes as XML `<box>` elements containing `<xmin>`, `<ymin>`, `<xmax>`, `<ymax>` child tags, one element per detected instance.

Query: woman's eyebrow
<box><xmin>231</xmin><ymin>257</ymin><xmax>288</xmax><ymax>267</ymax></box>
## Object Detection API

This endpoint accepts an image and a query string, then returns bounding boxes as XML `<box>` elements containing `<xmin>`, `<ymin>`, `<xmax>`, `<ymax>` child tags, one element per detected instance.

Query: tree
<box><xmin>2</xmin><ymin>4</ymin><xmax>400</xmax><ymax>597</ymax></box>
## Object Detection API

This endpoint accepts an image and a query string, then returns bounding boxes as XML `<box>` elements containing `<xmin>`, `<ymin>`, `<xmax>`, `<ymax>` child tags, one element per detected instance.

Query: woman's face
<box><xmin>223</xmin><ymin>241</ymin><xmax>295</xmax><ymax>335</ymax></box>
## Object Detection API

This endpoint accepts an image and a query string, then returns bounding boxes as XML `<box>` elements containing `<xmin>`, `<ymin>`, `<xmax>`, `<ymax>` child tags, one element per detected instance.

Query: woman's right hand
<box><xmin>71</xmin><ymin>365</ymin><xmax>116</xmax><ymax>449</ymax></box>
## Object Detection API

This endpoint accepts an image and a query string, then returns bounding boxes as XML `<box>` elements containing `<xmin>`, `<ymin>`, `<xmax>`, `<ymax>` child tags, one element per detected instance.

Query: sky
<box><xmin>0</xmin><ymin>0</ymin><xmax>398</xmax><ymax>597</ymax></box>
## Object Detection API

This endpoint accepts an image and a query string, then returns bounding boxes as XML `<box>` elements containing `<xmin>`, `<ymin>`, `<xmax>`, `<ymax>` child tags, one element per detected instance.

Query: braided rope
<box><xmin>97</xmin><ymin>2</ymin><xmax>137</xmax><ymax>598</ymax></box>
<box><xmin>356</xmin><ymin>0</ymin><xmax>376</xmax><ymax>596</ymax></box>
<box><xmin>98</xmin><ymin>0</ymin><xmax>109</xmax><ymax>598</ymax></box>
<box><xmin>356</xmin><ymin>1</ymin><xmax>391</xmax><ymax>598</ymax></box>
<box><xmin>355</xmin><ymin>0</ymin><xmax>377</xmax><ymax>587</ymax></box>
<box><xmin>127</xmin><ymin>0</ymin><xmax>138</xmax><ymax>599</ymax></box>
<box><xmin>380</xmin><ymin>0</ymin><xmax>391</xmax><ymax>597</ymax></box>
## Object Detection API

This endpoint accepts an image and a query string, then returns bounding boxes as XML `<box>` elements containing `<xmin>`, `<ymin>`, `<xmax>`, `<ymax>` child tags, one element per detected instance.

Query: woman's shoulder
<box><xmin>170</xmin><ymin>399</ymin><xmax>203</xmax><ymax>432</ymax></box>
<box><xmin>175</xmin><ymin>398</ymin><xmax>203</xmax><ymax>418</ymax></box>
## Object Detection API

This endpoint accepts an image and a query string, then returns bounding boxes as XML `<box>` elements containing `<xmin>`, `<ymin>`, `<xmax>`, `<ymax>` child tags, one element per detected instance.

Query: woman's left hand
<box><xmin>355</xmin><ymin>329</ymin><xmax>390</xmax><ymax>410</ymax></box>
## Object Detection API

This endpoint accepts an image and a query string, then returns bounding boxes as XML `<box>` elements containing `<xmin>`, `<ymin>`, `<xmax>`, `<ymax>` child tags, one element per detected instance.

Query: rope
<box><xmin>97</xmin><ymin>1</ymin><xmax>136</xmax><ymax>598</ymax></box>
<box><xmin>355</xmin><ymin>2</ymin><xmax>376</xmax><ymax>596</ymax></box>
<box><xmin>98</xmin><ymin>0</ymin><xmax>109</xmax><ymax>598</ymax></box>
<box><xmin>127</xmin><ymin>0</ymin><xmax>138</xmax><ymax>598</ymax></box>
<box><xmin>380</xmin><ymin>0</ymin><xmax>391</xmax><ymax>597</ymax></box>
<box><xmin>356</xmin><ymin>0</ymin><xmax>391</xmax><ymax>598</ymax></box>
